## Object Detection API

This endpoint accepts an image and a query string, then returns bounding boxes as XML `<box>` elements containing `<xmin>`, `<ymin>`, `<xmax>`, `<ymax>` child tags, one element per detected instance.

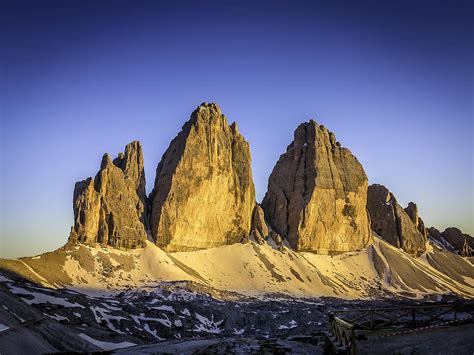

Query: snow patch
<box><xmin>8</xmin><ymin>285</ymin><xmax>85</xmax><ymax>308</ymax></box>
<box><xmin>17</xmin><ymin>260</ymin><xmax>50</xmax><ymax>286</ymax></box>
<box><xmin>47</xmin><ymin>314</ymin><xmax>69</xmax><ymax>322</ymax></box>
<box><xmin>194</xmin><ymin>313</ymin><xmax>223</xmax><ymax>334</ymax></box>
<box><xmin>143</xmin><ymin>323</ymin><xmax>165</xmax><ymax>340</ymax></box>
<box><xmin>278</xmin><ymin>320</ymin><xmax>298</xmax><ymax>329</ymax></box>
<box><xmin>90</xmin><ymin>306</ymin><xmax>126</xmax><ymax>333</ymax></box>
<box><xmin>131</xmin><ymin>313</ymin><xmax>172</xmax><ymax>327</ymax></box>
<box><xmin>0</xmin><ymin>274</ymin><xmax>12</xmax><ymax>282</ymax></box>
<box><xmin>181</xmin><ymin>308</ymin><xmax>191</xmax><ymax>316</ymax></box>
<box><xmin>78</xmin><ymin>333</ymin><xmax>135</xmax><ymax>351</ymax></box>
<box><xmin>152</xmin><ymin>305</ymin><xmax>175</xmax><ymax>313</ymax></box>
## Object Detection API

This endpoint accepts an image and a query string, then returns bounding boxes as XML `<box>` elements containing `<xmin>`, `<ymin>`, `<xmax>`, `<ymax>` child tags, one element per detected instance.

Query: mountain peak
<box><xmin>148</xmin><ymin>104</ymin><xmax>256</xmax><ymax>252</ymax></box>
<box><xmin>262</xmin><ymin>120</ymin><xmax>372</xmax><ymax>253</ymax></box>
<box><xmin>68</xmin><ymin>142</ymin><xmax>147</xmax><ymax>249</ymax></box>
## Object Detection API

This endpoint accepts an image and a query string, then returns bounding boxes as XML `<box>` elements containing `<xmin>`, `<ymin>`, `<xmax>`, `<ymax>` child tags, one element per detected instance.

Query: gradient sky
<box><xmin>1</xmin><ymin>0</ymin><xmax>473</xmax><ymax>258</ymax></box>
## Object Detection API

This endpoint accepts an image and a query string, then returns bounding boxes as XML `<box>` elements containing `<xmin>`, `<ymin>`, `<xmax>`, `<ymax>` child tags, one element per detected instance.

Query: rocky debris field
<box><xmin>0</xmin><ymin>273</ymin><xmax>470</xmax><ymax>354</ymax></box>
<box><xmin>0</xmin><ymin>274</ymin><xmax>329</xmax><ymax>353</ymax></box>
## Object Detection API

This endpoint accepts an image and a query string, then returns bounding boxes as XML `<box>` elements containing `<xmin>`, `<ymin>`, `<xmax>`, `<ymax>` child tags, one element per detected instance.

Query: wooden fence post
<box><xmin>350</xmin><ymin>328</ymin><xmax>357</xmax><ymax>355</ymax></box>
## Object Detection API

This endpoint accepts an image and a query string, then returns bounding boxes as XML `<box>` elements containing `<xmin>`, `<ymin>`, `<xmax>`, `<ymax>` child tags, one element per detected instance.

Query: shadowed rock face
<box><xmin>68</xmin><ymin>141</ymin><xmax>147</xmax><ymax>249</ymax></box>
<box><xmin>428</xmin><ymin>227</ymin><xmax>474</xmax><ymax>256</ymax></box>
<box><xmin>149</xmin><ymin>103</ymin><xmax>256</xmax><ymax>252</ymax></box>
<box><xmin>261</xmin><ymin>120</ymin><xmax>372</xmax><ymax>253</ymax></box>
<box><xmin>404</xmin><ymin>202</ymin><xmax>428</xmax><ymax>239</ymax></box>
<box><xmin>367</xmin><ymin>184</ymin><xmax>426</xmax><ymax>256</ymax></box>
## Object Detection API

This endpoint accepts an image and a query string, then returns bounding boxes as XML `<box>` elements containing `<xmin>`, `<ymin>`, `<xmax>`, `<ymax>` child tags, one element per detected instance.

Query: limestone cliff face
<box><xmin>149</xmin><ymin>103</ymin><xmax>256</xmax><ymax>252</ymax></box>
<box><xmin>261</xmin><ymin>120</ymin><xmax>372</xmax><ymax>253</ymax></box>
<box><xmin>367</xmin><ymin>184</ymin><xmax>426</xmax><ymax>256</ymax></box>
<box><xmin>68</xmin><ymin>141</ymin><xmax>147</xmax><ymax>248</ymax></box>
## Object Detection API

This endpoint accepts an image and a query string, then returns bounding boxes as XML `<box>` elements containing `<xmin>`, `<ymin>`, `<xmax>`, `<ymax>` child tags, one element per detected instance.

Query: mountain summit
<box><xmin>68</xmin><ymin>141</ymin><xmax>147</xmax><ymax>249</ymax></box>
<box><xmin>148</xmin><ymin>103</ymin><xmax>256</xmax><ymax>251</ymax></box>
<box><xmin>262</xmin><ymin>120</ymin><xmax>372</xmax><ymax>253</ymax></box>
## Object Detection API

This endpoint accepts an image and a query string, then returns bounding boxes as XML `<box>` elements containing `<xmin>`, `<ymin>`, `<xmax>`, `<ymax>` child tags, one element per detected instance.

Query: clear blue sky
<box><xmin>1</xmin><ymin>0</ymin><xmax>473</xmax><ymax>258</ymax></box>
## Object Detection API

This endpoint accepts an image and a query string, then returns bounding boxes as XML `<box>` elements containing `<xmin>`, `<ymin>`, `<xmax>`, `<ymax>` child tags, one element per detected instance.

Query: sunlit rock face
<box><xmin>68</xmin><ymin>141</ymin><xmax>147</xmax><ymax>249</ymax></box>
<box><xmin>367</xmin><ymin>184</ymin><xmax>426</xmax><ymax>256</ymax></box>
<box><xmin>261</xmin><ymin>120</ymin><xmax>372</xmax><ymax>253</ymax></box>
<box><xmin>149</xmin><ymin>103</ymin><xmax>256</xmax><ymax>252</ymax></box>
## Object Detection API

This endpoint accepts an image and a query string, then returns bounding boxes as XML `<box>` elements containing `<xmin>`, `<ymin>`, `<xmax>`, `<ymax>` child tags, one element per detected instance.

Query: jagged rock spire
<box><xmin>367</xmin><ymin>184</ymin><xmax>427</xmax><ymax>256</ymax></box>
<box><xmin>68</xmin><ymin>141</ymin><xmax>147</xmax><ymax>248</ymax></box>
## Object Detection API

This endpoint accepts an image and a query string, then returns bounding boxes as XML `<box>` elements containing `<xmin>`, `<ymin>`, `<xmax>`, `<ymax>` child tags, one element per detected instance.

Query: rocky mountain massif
<box><xmin>262</xmin><ymin>120</ymin><xmax>372</xmax><ymax>253</ymax></box>
<box><xmin>1</xmin><ymin>102</ymin><xmax>473</xmax><ymax>354</ymax></box>
<box><xmin>61</xmin><ymin>102</ymin><xmax>472</xmax><ymax>261</ymax></box>
<box><xmin>367</xmin><ymin>184</ymin><xmax>473</xmax><ymax>259</ymax></box>
<box><xmin>0</xmin><ymin>102</ymin><xmax>472</xmax><ymax>301</ymax></box>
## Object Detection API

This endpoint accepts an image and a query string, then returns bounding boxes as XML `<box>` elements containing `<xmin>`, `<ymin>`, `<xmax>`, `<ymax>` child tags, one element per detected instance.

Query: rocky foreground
<box><xmin>0</xmin><ymin>267</ymin><xmax>473</xmax><ymax>354</ymax></box>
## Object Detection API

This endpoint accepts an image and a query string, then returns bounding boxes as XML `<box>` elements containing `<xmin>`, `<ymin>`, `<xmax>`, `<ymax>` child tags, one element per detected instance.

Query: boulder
<box><xmin>68</xmin><ymin>141</ymin><xmax>147</xmax><ymax>248</ymax></box>
<box><xmin>149</xmin><ymin>103</ymin><xmax>256</xmax><ymax>251</ymax></box>
<box><xmin>269</xmin><ymin>230</ymin><xmax>284</xmax><ymax>250</ymax></box>
<box><xmin>249</xmin><ymin>229</ymin><xmax>265</xmax><ymax>245</ymax></box>
<box><xmin>261</xmin><ymin>120</ymin><xmax>372</xmax><ymax>253</ymax></box>
<box><xmin>367</xmin><ymin>184</ymin><xmax>426</xmax><ymax>256</ymax></box>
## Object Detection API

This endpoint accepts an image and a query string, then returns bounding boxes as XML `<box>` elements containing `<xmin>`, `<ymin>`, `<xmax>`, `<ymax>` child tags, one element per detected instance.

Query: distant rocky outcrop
<box><xmin>428</xmin><ymin>227</ymin><xmax>474</xmax><ymax>257</ymax></box>
<box><xmin>261</xmin><ymin>120</ymin><xmax>372</xmax><ymax>253</ymax></box>
<box><xmin>68</xmin><ymin>141</ymin><xmax>147</xmax><ymax>248</ymax></box>
<box><xmin>367</xmin><ymin>184</ymin><xmax>427</xmax><ymax>256</ymax></box>
<box><xmin>149</xmin><ymin>103</ymin><xmax>256</xmax><ymax>252</ymax></box>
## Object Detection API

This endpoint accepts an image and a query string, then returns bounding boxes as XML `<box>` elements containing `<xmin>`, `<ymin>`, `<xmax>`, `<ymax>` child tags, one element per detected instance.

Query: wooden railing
<box><xmin>327</xmin><ymin>301</ymin><xmax>474</xmax><ymax>354</ymax></box>
<box><xmin>328</xmin><ymin>313</ymin><xmax>357</xmax><ymax>354</ymax></box>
